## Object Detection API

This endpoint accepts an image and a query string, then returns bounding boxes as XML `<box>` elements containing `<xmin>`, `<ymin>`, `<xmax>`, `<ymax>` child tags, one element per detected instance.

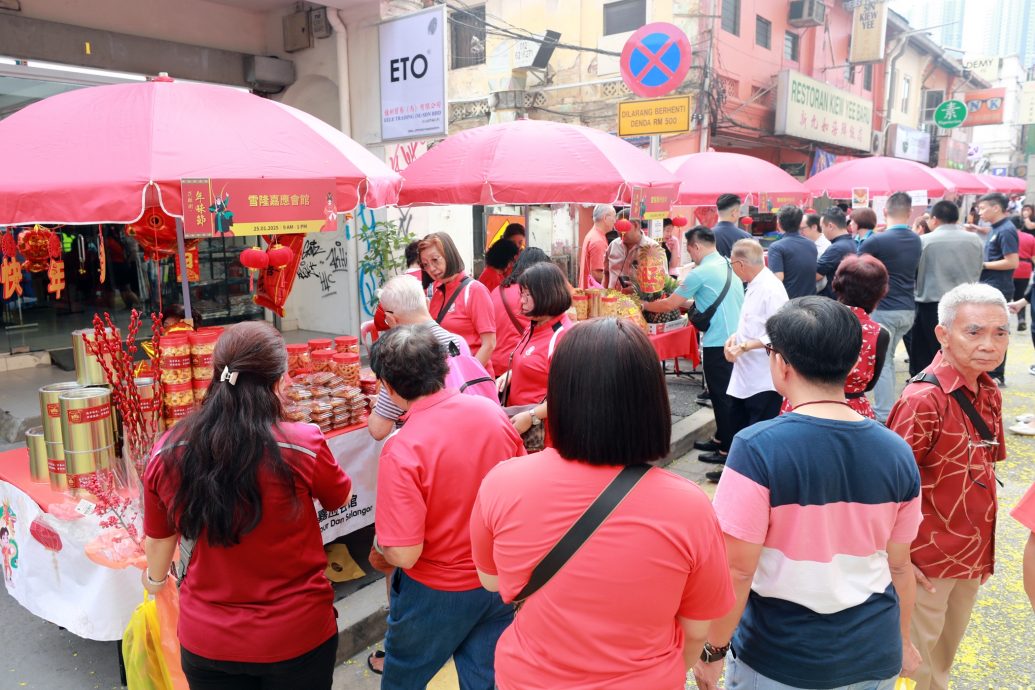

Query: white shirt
<box><xmin>814</xmin><ymin>233</ymin><xmax>831</xmax><ymax>257</ymax></box>
<box><xmin>727</xmin><ymin>267</ymin><xmax>789</xmax><ymax>399</ymax></box>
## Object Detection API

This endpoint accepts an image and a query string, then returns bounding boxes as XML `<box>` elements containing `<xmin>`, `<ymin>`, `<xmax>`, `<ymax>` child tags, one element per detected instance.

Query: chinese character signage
<box><xmin>179</xmin><ymin>178</ymin><xmax>337</xmax><ymax>238</ymax></box>
<box><xmin>774</xmin><ymin>70</ymin><xmax>874</xmax><ymax>152</ymax></box>
<box><xmin>1019</xmin><ymin>82</ymin><xmax>1035</xmax><ymax>125</ymax></box>
<box><xmin>379</xmin><ymin>5</ymin><xmax>447</xmax><ymax>141</ymax></box>
<box><xmin>962</xmin><ymin>88</ymin><xmax>1006</xmax><ymax>127</ymax></box>
<box><xmin>175</xmin><ymin>245</ymin><xmax>201</xmax><ymax>282</ymax></box>
<box><xmin>629</xmin><ymin>185</ymin><xmax>678</xmax><ymax>221</ymax></box>
<box><xmin>849</xmin><ymin>0</ymin><xmax>887</xmax><ymax>64</ymax></box>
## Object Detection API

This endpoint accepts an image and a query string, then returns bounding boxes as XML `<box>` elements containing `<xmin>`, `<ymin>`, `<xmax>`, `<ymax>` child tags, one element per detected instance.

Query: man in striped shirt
<box><xmin>367</xmin><ymin>275</ymin><xmax>468</xmax><ymax>441</ymax></box>
<box><xmin>694</xmin><ymin>297</ymin><xmax>923</xmax><ymax>690</ymax></box>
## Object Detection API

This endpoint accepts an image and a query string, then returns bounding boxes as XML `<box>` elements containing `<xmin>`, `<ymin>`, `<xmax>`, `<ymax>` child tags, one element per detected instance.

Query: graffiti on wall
<box><xmin>296</xmin><ymin>234</ymin><xmax>348</xmax><ymax>299</ymax></box>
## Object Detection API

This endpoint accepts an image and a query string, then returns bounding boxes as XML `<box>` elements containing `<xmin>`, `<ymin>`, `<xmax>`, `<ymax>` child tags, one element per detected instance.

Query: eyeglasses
<box><xmin>967</xmin><ymin>97</ymin><xmax>1003</xmax><ymax>112</ymax></box>
<box><xmin>764</xmin><ymin>343</ymin><xmax>778</xmax><ymax>357</ymax></box>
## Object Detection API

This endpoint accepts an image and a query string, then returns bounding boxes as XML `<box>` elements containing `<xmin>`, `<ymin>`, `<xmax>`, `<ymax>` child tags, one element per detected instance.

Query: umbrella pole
<box><xmin>174</xmin><ymin>218</ymin><xmax>193</xmax><ymax>324</ymax></box>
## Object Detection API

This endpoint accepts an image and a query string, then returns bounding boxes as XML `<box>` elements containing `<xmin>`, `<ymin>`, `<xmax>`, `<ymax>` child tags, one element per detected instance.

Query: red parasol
<box><xmin>932</xmin><ymin>168</ymin><xmax>994</xmax><ymax>194</ymax></box>
<box><xmin>804</xmin><ymin>156</ymin><xmax>954</xmax><ymax>198</ymax></box>
<box><xmin>977</xmin><ymin>174</ymin><xmax>1026</xmax><ymax>194</ymax></box>
<box><xmin>0</xmin><ymin>75</ymin><xmax>401</xmax><ymax>226</ymax></box>
<box><xmin>661</xmin><ymin>152</ymin><xmax>809</xmax><ymax>205</ymax></box>
<box><xmin>397</xmin><ymin>118</ymin><xmax>678</xmax><ymax>206</ymax></box>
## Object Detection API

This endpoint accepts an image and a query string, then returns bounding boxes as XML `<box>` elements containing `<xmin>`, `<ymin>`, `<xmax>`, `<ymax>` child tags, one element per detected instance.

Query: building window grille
<box><xmin>450</xmin><ymin>5</ymin><xmax>486</xmax><ymax>70</ymax></box>
<box><xmin>722</xmin><ymin>0</ymin><xmax>741</xmax><ymax>36</ymax></box>
<box><xmin>755</xmin><ymin>16</ymin><xmax>771</xmax><ymax>49</ymax></box>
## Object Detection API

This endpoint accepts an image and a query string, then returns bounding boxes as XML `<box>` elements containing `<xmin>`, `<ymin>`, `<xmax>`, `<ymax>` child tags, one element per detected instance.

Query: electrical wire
<box><xmin>444</xmin><ymin>2</ymin><xmax>622</xmax><ymax>57</ymax></box>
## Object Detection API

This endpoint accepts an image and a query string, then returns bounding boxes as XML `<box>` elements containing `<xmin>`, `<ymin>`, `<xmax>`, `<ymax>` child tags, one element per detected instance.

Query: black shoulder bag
<box><xmin>435</xmin><ymin>276</ymin><xmax>472</xmax><ymax>324</ymax></box>
<box><xmin>512</xmin><ymin>464</ymin><xmax>652</xmax><ymax>609</ymax></box>
<box><xmin>686</xmin><ymin>261</ymin><xmax>733</xmax><ymax>332</ymax></box>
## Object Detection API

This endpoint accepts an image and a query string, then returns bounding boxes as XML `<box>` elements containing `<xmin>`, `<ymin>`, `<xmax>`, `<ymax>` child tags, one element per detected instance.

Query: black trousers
<box><xmin>909</xmin><ymin>302</ymin><xmax>941</xmax><ymax>377</ymax></box>
<box><xmin>180</xmin><ymin>634</ymin><xmax>337</xmax><ymax>690</ymax></box>
<box><xmin>728</xmin><ymin>390</ymin><xmax>783</xmax><ymax>442</ymax></box>
<box><xmin>1016</xmin><ymin>278</ymin><xmax>1030</xmax><ymax>324</ymax></box>
<box><xmin>702</xmin><ymin>347</ymin><xmax>736</xmax><ymax>453</ymax></box>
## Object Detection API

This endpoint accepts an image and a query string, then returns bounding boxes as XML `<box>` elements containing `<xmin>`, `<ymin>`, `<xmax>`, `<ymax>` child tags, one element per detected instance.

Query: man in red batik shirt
<box><xmin>887</xmin><ymin>283</ymin><xmax>1010</xmax><ymax>690</ymax></box>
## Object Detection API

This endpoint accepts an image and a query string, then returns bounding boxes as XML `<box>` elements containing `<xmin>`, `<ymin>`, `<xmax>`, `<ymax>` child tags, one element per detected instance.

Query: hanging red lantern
<box><xmin>671</xmin><ymin>215</ymin><xmax>689</xmax><ymax>227</ymax></box>
<box><xmin>255</xmin><ymin>234</ymin><xmax>304</xmax><ymax>317</ymax></box>
<box><xmin>239</xmin><ymin>246</ymin><xmax>269</xmax><ymax>271</ymax></box>
<box><xmin>126</xmin><ymin>206</ymin><xmax>198</xmax><ymax>260</ymax></box>
<box><xmin>267</xmin><ymin>243</ymin><xmax>294</xmax><ymax>268</ymax></box>
<box><xmin>614</xmin><ymin>219</ymin><xmax>634</xmax><ymax>234</ymax></box>
<box><xmin>740</xmin><ymin>216</ymin><xmax>754</xmax><ymax>227</ymax></box>
<box><xmin>17</xmin><ymin>225</ymin><xmax>54</xmax><ymax>273</ymax></box>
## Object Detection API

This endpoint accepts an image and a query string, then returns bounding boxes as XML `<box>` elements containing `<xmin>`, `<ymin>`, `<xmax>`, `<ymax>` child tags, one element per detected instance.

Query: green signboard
<box><xmin>934</xmin><ymin>100</ymin><xmax>967</xmax><ymax>129</ymax></box>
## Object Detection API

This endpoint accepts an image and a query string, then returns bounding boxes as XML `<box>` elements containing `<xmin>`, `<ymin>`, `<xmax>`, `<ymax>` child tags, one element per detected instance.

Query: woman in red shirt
<box><xmin>422</xmin><ymin>232</ymin><xmax>497</xmax><ymax>373</ymax></box>
<box><xmin>142</xmin><ymin>322</ymin><xmax>352</xmax><ymax>690</ymax></box>
<box><xmin>490</xmin><ymin>247</ymin><xmax>551</xmax><ymax>375</ymax></box>
<box><xmin>501</xmin><ymin>263</ymin><xmax>573</xmax><ymax>439</ymax></box>
<box><xmin>477</xmin><ymin>238</ymin><xmax>520</xmax><ymax>293</ymax></box>
<box><xmin>471</xmin><ymin>319</ymin><xmax>735</xmax><ymax>689</ymax></box>
<box><xmin>1012</xmin><ymin>217</ymin><xmax>1035</xmax><ymax>332</ymax></box>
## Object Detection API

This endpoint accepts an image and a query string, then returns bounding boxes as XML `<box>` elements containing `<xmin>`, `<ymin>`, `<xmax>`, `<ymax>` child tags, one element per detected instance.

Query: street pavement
<box><xmin>4</xmin><ymin>332</ymin><xmax>1034</xmax><ymax>689</ymax></box>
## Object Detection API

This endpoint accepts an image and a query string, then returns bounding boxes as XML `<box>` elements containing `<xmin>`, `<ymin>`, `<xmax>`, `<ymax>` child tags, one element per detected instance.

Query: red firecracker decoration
<box><xmin>1</xmin><ymin>231</ymin><xmax>16</xmax><ymax>258</ymax></box>
<box><xmin>255</xmin><ymin>234</ymin><xmax>305</xmax><ymax>317</ymax></box>
<box><xmin>17</xmin><ymin>225</ymin><xmax>54</xmax><ymax>273</ymax></box>
<box><xmin>48</xmin><ymin>233</ymin><xmax>62</xmax><ymax>259</ymax></box>
<box><xmin>614</xmin><ymin>218</ymin><xmax>634</xmax><ymax>234</ymax></box>
<box><xmin>671</xmin><ymin>215</ymin><xmax>689</xmax><ymax>228</ymax></box>
<box><xmin>98</xmin><ymin>227</ymin><xmax>107</xmax><ymax>284</ymax></box>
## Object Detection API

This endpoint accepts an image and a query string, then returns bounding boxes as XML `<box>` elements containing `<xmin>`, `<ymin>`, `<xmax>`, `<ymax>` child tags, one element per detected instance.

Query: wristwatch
<box><xmin>528</xmin><ymin>410</ymin><xmax>542</xmax><ymax>427</ymax></box>
<box><xmin>700</xmin><ymin>641</ymin><xmax>731</xmax><ymax>663</ymax></box>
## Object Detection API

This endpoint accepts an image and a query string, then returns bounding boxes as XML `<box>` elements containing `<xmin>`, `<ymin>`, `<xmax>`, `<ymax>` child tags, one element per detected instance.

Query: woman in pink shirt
<box><xmin>490</xmin><ymin>247</ymin><xmax>551</xmax><ymax>375</ymax></box>
<box><xmin>1012</xmin><ymin>219</ymin><xmax>1035</xmax><ymax>332</ymax></box>
<box><xmin>421</xmin><ymin>233</ymin><xmax>497</xmax><ymax>374</ymax></box>
<box><xmin>471</xmin><ymin>319</ymin><xmax>735</xmax><ymax>690</ymax></box>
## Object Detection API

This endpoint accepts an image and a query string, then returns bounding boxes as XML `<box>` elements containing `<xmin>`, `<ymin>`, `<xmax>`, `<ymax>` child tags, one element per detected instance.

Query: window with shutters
<box><xmin>450</xmin><ymin>5</ymin><xmax>486</xmax><ymax>70</ymax></box>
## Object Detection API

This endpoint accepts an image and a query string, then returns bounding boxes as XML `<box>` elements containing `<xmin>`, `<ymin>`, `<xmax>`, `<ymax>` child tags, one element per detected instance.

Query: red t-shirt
<box><xmin>490</xmin><ymin>283</ymin><xmax>531</xmax><ymax>375</ymax></box>
<box><xmin>429</xmin><ymin>274</ymin><xmax>496</xmax><ymax>373</ymax></box>
<box><xmin>1014</xmin><ymin>231</ymin><xmax>1035</xmax><ymax>279</ymax></box>
<box><xmin>478</xmin><ymin>266</ymin><xmax>505</xmax><ymax>293</ymax></box>
<box><xmin>376</xmin><ymin>388</ymin><xmax>525</xmax><ymax>591</ymax></box>
<box><xmin>1012</xmin><ymin>482</ymin><xmax>1035</xmax><ymax>532</ymax></box>
<box><xmin>578</xmin><ymin>228</ymin><xmax>608</xmax><ymax>289</ymax></box>
<box><xmin>504</xmin><ymin>314</ymin><xmax>572</xmax><ymax>406</ymax></box>
<box><xmin>143</xmin><ymin>422</ymin><xmax>352</xmax><ymax>662</ymax></box>
<box><xmin>471</xmin><ymin>449</ymin><xmax>735</xmax><ymax>690</ymax></box>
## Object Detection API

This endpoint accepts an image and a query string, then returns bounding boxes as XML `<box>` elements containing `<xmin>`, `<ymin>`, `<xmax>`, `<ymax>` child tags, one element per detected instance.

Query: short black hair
<box><xmin>502</xmin><ymin>246</ymin><xmax>550</xmax><ymax>288</ymax></box>
<box><xmin>803</xmin><ymin>213</ymin><xmax>821</xmax><ymax>230</ymax></box>
<box><xmin>549</xmin><ymin>319</ymin><xmax>670</xmax><ymax>465</ymax></box>
<box><xmin>821</xmin><ymin>206</ymin><xmax>847</xmax><ymax>229</ymax></box>
<box><xmin>484</xmin><ymin>238</ymin><xmax>521</xmax><ymax>270</ymax></box>
<box><xmin>502</xmin><ymin>223</ymin><xmax>526</xmax><ymax>240</ymax></box>
<box><xmin>404</xmin><ymin>240</ymin><xmax>421</xmax><ymax>268</ymax></box>
<box><xmin>886</xmin><ymin>192</ymin><xmax>913</xmax><ymax>216</ymax></box>
<box><xmin>777</xmin><ymin>205</ymin><xmax>803</xmax><ymax>233</ymax></box>
<box><xmin>684</xmin><ymin>225</ymin><xmax>715</xmax><ymax>245</ymax></box>
<box><xmin>930</xmin><ymin>200</ymin><xmax>960</xmax><ymax>224</ymax></box>
<box><xmin>662</xmin><ymin>217</ymin><xmax>674</xmax><ymax>228</ymax></box>
<box><xmin>979</xmin><ymin>192</ymin><xmax>1009</xmax><ymax>212</ymax></box>
<box><xmin>369</xmin><ymin>324</ymin><xmax>448</xmax><ymax>401</ymax></box>
<box><xmin>716</xmin><ymin>194</ymin><xmax>741</xmax><ymax>212</ymax></box>
<box><xmin>766</xmin><ymin>296</ymin><xmax>862</xmax><ymax>387</ymax></box>
<box><xmin>517</xmin><ymin>263</ymin><xmax>572</xmax><ymax>318</ymax></box>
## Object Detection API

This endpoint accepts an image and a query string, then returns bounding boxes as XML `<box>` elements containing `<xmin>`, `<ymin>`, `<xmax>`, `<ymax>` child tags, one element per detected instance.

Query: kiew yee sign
<box><xmin>180</xmin><ymin>178</ymin><xmax>338</xmax><ymax>238</ymax></box>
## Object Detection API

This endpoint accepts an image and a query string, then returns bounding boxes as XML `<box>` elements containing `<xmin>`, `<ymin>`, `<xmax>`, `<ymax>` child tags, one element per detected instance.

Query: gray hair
<box><xmin>937</xmin><ymin>283</ymin><xmax>1009</xmax><ymax>327</ymax></box>
<box><xmin>731</xmin><ymin>238</ymin><xmax>764</xmax><ymax>266</ymax></box>
<box><xmin>592</xmin><ymin>204</ymin><xmax>615</xmax><ymax>222</ymax></box>
<box><xmin>378</xmin><ymin>275</ymin><xmax>429</xmax><ymax>317</ymax></box>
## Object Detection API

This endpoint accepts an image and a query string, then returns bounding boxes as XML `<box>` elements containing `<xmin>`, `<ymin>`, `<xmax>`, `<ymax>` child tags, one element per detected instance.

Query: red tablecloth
<box><xmin>649</xmin><ymin>325</ymin><xmax>700</xmax><ymax>367</ymax></box>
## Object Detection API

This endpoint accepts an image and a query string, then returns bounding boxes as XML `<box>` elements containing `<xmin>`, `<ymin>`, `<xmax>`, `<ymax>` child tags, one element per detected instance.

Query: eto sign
<box><xmin>390</xmin><ymin>54</ymin><xmax>429</xmax><ymax>82</ymax></box>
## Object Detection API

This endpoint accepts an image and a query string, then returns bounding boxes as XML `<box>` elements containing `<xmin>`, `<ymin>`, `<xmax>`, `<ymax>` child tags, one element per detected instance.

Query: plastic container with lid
<box><xmin>192</xmin><ymin>379</ymin><xmax>210</xmax><ymax>404</ymax></box>
<box><xmin>160</xmin><ymin>334</ymin><xmax>193</xmax><ymax>384</ymax></box>
<box><xmin>188</xmin><ymin>330</ymin><xmax>220</xmax><ymax>378</ymax></box>
<box><xmin>311</xmin><ymin>348</ymin><xmax>337</xmax><ymax>373</ymax></box>
<box><xmin>572</xmin><ymin>293</ymin><xmax>590</xmax><ymax>320</ymax></box>
<box><xmin>334</xmin><ymin>335</ymin><xmax>360</xmax><ymax>354</ymax></box>
<box><xmin>163</xmin><ymin>381</ymin><xmax>195</xmax><ymax>409</ymax></box>
<box><xmin>600</xmin><ymin>295</ymin><xmax>619</xmax><ymax>318</ymax></box>
<box><xmin>333</xmin><ymin>352</ymin><xmax>361</xmax><ymax>385</ymax></box>
<box><xmin>286</xmin><ymin>343</ymin><xmax>312</xmax><ymax>376</ymax></box>
<box><xmin>307</xmin><ymin>338</ymin><xmax>333</xmax><ymax>352</ymax></box>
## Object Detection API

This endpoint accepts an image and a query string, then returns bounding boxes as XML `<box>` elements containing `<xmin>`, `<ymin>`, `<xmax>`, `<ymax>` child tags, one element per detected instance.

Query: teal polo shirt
<box><xmin>674</xmin><ymin>251</ymin><xmax>744</xmax><ymax>347</ymax></box>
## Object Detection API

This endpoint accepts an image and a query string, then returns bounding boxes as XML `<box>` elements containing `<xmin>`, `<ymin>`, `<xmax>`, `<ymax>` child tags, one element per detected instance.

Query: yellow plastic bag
<box><xmin>895</xmin><ymin>678</ymin><xmax>917</xmax><ymax>690</ymax></box>
<box><xmin>122</xmin><ymin>590</ymin><xmax>187</xmax><ymax>690</ymax></box>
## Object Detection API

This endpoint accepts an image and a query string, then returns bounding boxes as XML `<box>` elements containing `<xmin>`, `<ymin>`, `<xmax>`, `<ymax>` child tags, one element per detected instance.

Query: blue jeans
<box><xmin>382</xmin><ymin>569</ymin><xmax>514</xmax><ymax>690</ymax></box>
<box><xmin>869</xmin><ymin>309</ymin><xmax>915</xmax><ymax>422</ymax></box>
<box><xmin>726</xmin><ymin>656</ymin><xmax>897</xmax><ymax>690</ymax></box>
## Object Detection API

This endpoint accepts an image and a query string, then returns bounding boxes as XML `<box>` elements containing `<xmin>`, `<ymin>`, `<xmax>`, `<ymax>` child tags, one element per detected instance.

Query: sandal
<box><xmin>367</xmin><ymin>650</ymin><xmax>385</xmax><ymax>675</ymax></box>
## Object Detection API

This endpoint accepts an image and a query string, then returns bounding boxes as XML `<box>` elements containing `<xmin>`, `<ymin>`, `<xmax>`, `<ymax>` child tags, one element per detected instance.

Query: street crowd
<box><xmin>134</xmin><ymin>192</ymin><xmax>1035</xmax><ymax>690</ymax></box>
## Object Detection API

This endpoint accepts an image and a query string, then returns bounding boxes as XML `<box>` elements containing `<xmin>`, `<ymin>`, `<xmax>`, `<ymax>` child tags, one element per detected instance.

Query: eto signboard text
<box><xmin>618</xmin><ymin>96</ymin><xmax>692</xmax><ymax>137</ymax></box>
<box><xmin>379</xmin><ymin>6</ymin><xmax>447</xmax><ymax>141</ymax></box>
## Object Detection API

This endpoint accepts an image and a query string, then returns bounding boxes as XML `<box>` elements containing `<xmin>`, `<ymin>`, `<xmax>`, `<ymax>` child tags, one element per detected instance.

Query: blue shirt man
<box><xmin>712</xmin><ymin>193</ymin><xmax>752</xmax><ymax>258</ymax></box>
<box><xmin>815</xmin><ymin>208</ymin><xmax>855</xmax><ymax>298</ymax></box>
<box><xmin>976</xmin><ymin>192</ymin><xmax>1020</xmax><ymax>384</ymax></box>
<box><xmin>768</xmin><ymin>206</ymin><xmax>818</xmax><ymax>299</ymax></box>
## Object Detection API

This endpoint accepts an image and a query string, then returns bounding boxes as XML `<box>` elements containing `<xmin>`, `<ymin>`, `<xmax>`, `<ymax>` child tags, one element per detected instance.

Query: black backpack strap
<box><xmin>435</xmin><ymin>276</ymin><xmax>472</xmax><ymax>324</ymax></box>
<box><xmin>910</xmin><ymin>371</ymin><xmax>997</xmax><ymax>445</ymax></box>
<box><xmin>513</xmin><ymin>464</ymin><xmax>651</xmax><ymax>606</ymax></box>
<box><xmin>700</xmin><ymin>261</ymin><xmax>733</xmax><ymax>322</ymax></box>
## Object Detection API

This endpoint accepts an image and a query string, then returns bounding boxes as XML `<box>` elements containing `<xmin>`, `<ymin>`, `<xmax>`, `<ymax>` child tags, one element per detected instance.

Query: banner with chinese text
<box><xmin>180</xmin><ymin>178</ymin><xmax>337</xmax><ymax>238</ymax></box>
<box><xmin>630</xmin><ymin>185</ymin><xmax>678</xmax><ymax>220</ymax></box>
<box><xmin>775</xmin><ymin>70</ymin><xmax>873</xmax><ymax>152</ymax></box>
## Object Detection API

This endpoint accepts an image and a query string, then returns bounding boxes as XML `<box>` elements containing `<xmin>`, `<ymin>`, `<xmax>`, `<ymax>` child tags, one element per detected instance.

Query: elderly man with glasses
<box><xmin>887</xmin><ymin>282</ymin><xmax>1010</xmax><ymax>690</ymax></box>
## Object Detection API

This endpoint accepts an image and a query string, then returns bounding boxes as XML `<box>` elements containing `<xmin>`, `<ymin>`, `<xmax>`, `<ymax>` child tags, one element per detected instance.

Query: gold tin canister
<box><xmin>25</xmin><ymin>426</ymin><xmax>49</xmax><ymax>484</ymax></box>
<box><xmin>71</xmin><ymin>328</ymin><xmax>118</xmax><ymax>387</ymax></box>
<box><xmin>39</xmin><ymin>382</ymin><xmax>83</xmax><ymax>444</ymax></box>
<box><xmin>59</xmin><ymin>387</ymin><xmax>115</xmax><ymax>491</ymax></box>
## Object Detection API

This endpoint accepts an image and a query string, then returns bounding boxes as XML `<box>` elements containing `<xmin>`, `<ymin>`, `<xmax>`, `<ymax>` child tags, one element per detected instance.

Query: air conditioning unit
<box><xmin>243</xmin><ymin>55</ymin><xmax>296</xmax><ymax>94</ymax></box>
<box><xmin>789</xmin><ymin>0</ymin><xmax>826</xmax><ymax>28</ymax></box>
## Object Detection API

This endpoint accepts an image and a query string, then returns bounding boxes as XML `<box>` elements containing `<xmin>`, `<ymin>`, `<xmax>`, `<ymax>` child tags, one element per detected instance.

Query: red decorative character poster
<box><xmin>47</xmin><ymin>259</ymin><xmax>66</xmax><ymax>299</ymax></box>
<box><xmin>180</xmin><ymin>179</ymin><xmax>337</xmax><ymax>239</ymax></box>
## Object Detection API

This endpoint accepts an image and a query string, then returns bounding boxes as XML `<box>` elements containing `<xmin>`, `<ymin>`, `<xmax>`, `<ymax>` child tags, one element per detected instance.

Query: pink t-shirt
<box><xmin>376</xmin><ymin>388</ymin><xmax>525</xmax><ymax>591</ymax></box>
<box><xmin>504</xmin><ymin>314</ymin><xmax>572</xmax><ymax>406</ymax></box>
<box><xmin>579</xmin><ymin>228</ymin><xmax>608</xmax><ymax>289</ymax></box>
<box><xmin>1012</xmin><ymin>482</ymin><xmax>1035</xmax><ymax>532</ymax></box>
<box><xmin>429</xmin><ymin>274</ymin><xmax>496</xmax><ymax>374</ymax></box>
<box><xmin>1014</xmin><ymin>232</ymin><xmax>1035</xmax><ymax>279</ymax></box>
<box><xmin>490</xmin><ymin>283</ymin><xmax>531</xmax><ymax>375</ymax></box>
<box><xmin>470</xmin><ymin>449</ymin><xmax>735</xmax><ymax>690</ymax></box>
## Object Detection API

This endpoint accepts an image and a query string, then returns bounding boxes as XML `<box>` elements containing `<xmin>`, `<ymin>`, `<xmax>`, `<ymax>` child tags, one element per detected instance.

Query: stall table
<box><xmin>648</xmin><ymin>324</ymin><xmax>700</xmax><ymax>374</ymax></box>
<box><xmin>0</xmin><ymin>422</ymin><xmax>381</xmax><ymax>642</ymax></box>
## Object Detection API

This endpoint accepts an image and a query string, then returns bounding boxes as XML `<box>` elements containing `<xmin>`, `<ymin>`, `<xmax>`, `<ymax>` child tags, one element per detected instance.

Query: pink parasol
<box><xmin>397</xmin><ymin>118</ymin><xmax>678</xmax><ymax>206</ymax></box>
<box><xmin>661</xmin><ymin>152</ymin><xmax>809</xmax><ymax>205</ymax></box>
<box><xmin>0</xmin><ymin>76</ymin><xmax>401</xmax><ymax>226</ymax></box>
<box><xmin>932</xmin><ymin>168</ymin><xmax>994</xmax><ymax>194</ymax></box>
<box><xmin>977</xmin><ymin>174</ymin><xmax>1027</xmax><ymax>194</ymax></box>
<box><xmin>804</xmin><ymin>156</ymin><xmax>954</xmax><ymax>198</ymax></box>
